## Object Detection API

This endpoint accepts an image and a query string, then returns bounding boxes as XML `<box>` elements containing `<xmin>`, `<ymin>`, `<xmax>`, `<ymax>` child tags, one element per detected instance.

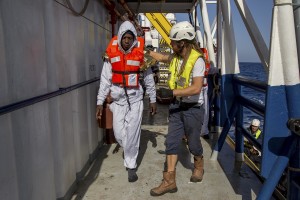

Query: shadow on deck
<box><xmin>71</xmin><ymin>99</ymin><xmax>266</xmax><ymax>200</ymax></box>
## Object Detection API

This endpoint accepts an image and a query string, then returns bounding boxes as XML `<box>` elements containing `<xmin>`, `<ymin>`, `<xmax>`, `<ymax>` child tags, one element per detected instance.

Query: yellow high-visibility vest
<box><xmin>253</xmin><ymin>129</ymin><xmax>261</xmax><ymax>139</ymax></box>
<box><xmin>168</xmin><ymin>49</ymin><xmax>202</xmax><ymax>90</ymax></box>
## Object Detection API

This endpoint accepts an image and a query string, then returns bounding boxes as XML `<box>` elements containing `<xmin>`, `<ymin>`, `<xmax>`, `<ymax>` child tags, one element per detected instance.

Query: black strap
<box><xmin>122</xmin><ymin>73</ymin><xmax>131</xmax><ymax>110</ymax></box>
<box><xmin>112</xmin><ymin>70</ymin><xmax>140</xmax><ymax>74</ymax></box>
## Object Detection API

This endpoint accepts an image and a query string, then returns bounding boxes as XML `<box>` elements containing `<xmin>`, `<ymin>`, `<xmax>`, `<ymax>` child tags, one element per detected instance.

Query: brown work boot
<box><xmin>150</xmin><ymin>171</ymin><xmax>178</xmax><ymax>196</ymax></box>
<box><xmin>190</xmin><ymin>155</ymin><xmax>204</xmax><ymax>182</ymax></box>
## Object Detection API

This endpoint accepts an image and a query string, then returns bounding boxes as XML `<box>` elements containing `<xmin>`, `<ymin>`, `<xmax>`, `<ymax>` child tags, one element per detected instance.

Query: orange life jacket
<box><xmin>200</xmin><ymin>48</ymin><xmax>210</xmax><ymax>86</ymax></box>
<box><xmin>106</xmin><ymin>36</ymin><xmax>144</xmax><ymax>88</ymax></box>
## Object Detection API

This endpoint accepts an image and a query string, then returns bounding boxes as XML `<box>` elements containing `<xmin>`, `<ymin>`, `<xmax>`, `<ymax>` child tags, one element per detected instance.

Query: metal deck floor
<box><xmin>71</xmin><ymin>100</ymin><xmax>265</xmax><ymax>200</ymax></box>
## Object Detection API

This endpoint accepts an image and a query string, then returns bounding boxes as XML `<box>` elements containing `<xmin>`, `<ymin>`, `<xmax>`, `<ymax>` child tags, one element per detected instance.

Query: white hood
<box><xmin>117</xmin><ymin>21</ymin><xmax>138</xmax><ymax>54</ymax></box>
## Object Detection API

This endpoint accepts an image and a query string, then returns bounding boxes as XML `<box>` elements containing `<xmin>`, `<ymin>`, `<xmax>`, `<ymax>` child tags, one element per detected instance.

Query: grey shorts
<box><xmin>165</xmin><ymin>102</ymin><xmax>204</xmax><ymax>156</ymax></box>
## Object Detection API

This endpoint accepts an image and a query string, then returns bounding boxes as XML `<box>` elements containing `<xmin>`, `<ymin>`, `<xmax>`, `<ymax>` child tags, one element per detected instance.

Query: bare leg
<box><xmin>167</xmin><ymin>154</ymin><xmax>178</xmax><ymax>172</ymax></box>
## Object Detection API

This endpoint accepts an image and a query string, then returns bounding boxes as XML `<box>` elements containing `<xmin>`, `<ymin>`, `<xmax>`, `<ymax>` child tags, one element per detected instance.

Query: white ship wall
<box><xmin>0</xmin><ymin>0</ymin><xmax>111</xmax><ymax>199</ymax></box>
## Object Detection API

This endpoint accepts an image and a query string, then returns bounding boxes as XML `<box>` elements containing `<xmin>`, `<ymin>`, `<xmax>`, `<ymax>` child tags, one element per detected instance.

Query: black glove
<box><xmin>144</xmin><ymin>45</ymin><xmax>155</xmax><ymax>57</ymax></box>
<box><xmin>158</xmin><ymin>88</ymin><xmax>174</xmax><ymax>99</ymax></box>
<box><xmin>145</xmin><ymin>45</ymin><xmax>155</xmax><ymax>51</ymax></box>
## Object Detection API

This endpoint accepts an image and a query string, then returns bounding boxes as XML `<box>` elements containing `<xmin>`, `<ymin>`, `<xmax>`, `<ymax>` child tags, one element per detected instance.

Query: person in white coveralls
<box><xmin>96</xmin><ymin>21</ymin><xmax>157</xmax><ymax>182</ymax></box>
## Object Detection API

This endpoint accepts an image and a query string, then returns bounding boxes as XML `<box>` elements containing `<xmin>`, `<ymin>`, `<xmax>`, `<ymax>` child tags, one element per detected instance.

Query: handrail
<box><xmin>221</xmin><ymin>74</ymin><xmax>266</xmax><ymax>157</ymax></box>
<box><xmin>233</xmin><ymin>75</ymin><xmax>265</xmax><ymax>149</ymax></box>
<box><xmin>233</xmin><ymin>75</ymin><xmax>267</xmax><ymax>92</ymax></box>
<box><xmin>236</xmin><ymin>95</ymin><xmax>265</xmax><ymax>116</ymax></box>
<box><xmin>0</xmin><ymin>77</ymin><xmax>100</xmax><ymax>116</ymax></box>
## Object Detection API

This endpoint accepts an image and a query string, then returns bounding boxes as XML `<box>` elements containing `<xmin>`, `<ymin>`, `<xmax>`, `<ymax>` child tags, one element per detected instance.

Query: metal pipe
<box><xmin>103</xmin><ymin>0</ymin><xmax>126</xmax><ymax>21</ymax></box>
<box><xmin>257</xmin><ymin>136</ymin><xmax>297</xmax><ymax>200</ymax></box>
<box><xmin>103</xmin><ymin>0</ymin><xmax>127</xmax><ymax>36</ymax></box>
<box><xmin>191</xmin><ymin>6</ymin><xmax>204</xmax><ymax>48</ymax></box>
<box><xmin>211</xmin><ymin>101</ymin><xmax>238</xmax><ymax>160</ymax></box>
<box><xmin>117</xmin><ymin>0</ymin><xmax>144</xmax><ymax>36</ymax></box>
<box><xmin>118</xmin><ymin>0</ymin><xmax>134</xmax><ymax>19</ymax></box>
<box><xmin>199</xmin><ymin>0</ymin><xmax>217</xmax><ymax>69</ymax></box>
<box><xmin>216</xmin><ymin>1</ymin><xmax>222</xmax><ymax>71</ymax></box>
<box><xmin>0</xmin><ymin>78</ymin><xmax>100</xmax><ymax>116</ymax></box>
<box><xmin>104</xmin><ymin>0</ymin><xmax>116</xmax><ymax>36</ymax></box>
<box><xmin>261</xmin><ymin>1</ymin><xmax>300</xmax><ymax>198</ymax></box>
<box><xmin>293</xmin><ymin>0</ymin><xmax>300</xmax><ymax>72</ymax></box>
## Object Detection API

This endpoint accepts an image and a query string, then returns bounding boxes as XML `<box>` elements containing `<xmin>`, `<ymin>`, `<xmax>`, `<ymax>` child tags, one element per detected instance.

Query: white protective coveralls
<box><xmin>201</xmin><ymin>85</ymin><xmax>209</xmax><ymax>135</ymax></box>
<box><xmin>201</xmin><ymin>66</ymin><xmax>218</xmax><ymax>136</ymax></box>
<box><xmin>97</xmin><ymin>21</ymin><xmax>156</xmax><ymax>169</ymax></box>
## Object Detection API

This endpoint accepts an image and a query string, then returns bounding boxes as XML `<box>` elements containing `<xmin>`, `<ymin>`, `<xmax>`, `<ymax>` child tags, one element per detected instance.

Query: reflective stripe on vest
<box><xmin>127</xmin><ymin>60</ymin><xmax>140</xmax><ymax>66</ymax></box>
<box><xmin>168</xmin><ymin>49</ymin><xmax>202</xmax><ymax>90</ymax></box>
<box><xmin>111</xmin><ymin>56</ymin><xmax>121</xmax><ymax>63</ymax></box>
<box><xmin>106</xmin><ymin>36</ymin><xmax>144</xmax><ymax>87</ymax></box>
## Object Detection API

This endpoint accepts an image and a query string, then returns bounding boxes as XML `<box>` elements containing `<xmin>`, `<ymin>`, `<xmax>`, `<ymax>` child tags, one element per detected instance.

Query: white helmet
<box><xmin>169</xmin><ymin>21</ymin><xmax>196</xmax><ymax>41</ymax></box>
<box><xmin>251</xmin><ymin>119</ymin><xmax>260</xmax><ymax>127</ymax></box>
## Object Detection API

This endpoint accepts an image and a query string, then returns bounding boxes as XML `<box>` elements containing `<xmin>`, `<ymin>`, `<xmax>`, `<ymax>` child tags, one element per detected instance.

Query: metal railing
<box><xmin>0</xmin><ymin>77</ymin><xmax>99</xmax><ymax>116</ymax></box>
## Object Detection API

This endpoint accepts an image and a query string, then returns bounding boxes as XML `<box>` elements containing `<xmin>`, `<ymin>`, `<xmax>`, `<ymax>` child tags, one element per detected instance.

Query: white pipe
<box><xmin>220</xmin><ymin>0</ymin><xmax>239</xmax><ymax>75</ymax></box>
<box><xmin>216</xmin><ymin>1</ymin><xmax>222</xmax><ymax>71</ymax></box>
<box><xmin>199</xmin><ymin>0</ymin><xmax>217</xmax><ymax>69</ymax></box>
<box><xmin>211</xmin><ymin>16</ymin><xmax>217</xmax><ymax>39</ymax></box>
<box><xmin>192</xmin><ymin>7</ymin><xmax>204</xmax><ymax>48</ymax></box>
<box><xmin>269</xmin><ymin>0</ymin><xmax>300</xmax><ymax>86</ymax></box>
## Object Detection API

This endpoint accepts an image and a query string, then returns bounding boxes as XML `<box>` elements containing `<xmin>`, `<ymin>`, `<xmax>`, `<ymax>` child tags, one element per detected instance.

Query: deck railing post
<box><xmin>293</xmin><ymin>0</ymin><xmax>300</xmax><ymax>70</ymax></box>
<box><xmin>235</xmin><ymin>84</ymin><xmax>244</xmax><ymax>162</ymax></box>
<box><xmin>257</xmin><ymin>137</ymin><xmax>297</xmax><ymax>200</ymax></box>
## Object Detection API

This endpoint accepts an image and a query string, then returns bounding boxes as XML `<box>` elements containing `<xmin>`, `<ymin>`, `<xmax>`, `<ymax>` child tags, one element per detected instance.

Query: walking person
<box><xmin>96</xmin><ymin>21</ymin><xmax>157</xmax><ymax>182</ymax></box>
<box><xmin>146</xmin><ymin>21</ymin><xmax>206</xmax><ymax>196</ymax></box>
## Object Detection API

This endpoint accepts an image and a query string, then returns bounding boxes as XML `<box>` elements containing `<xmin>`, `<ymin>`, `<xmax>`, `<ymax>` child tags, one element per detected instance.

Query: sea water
<box><xmin>240</xmin><ymin>62</ymin><xmax>266</xmax><ymax>127</ymax></box>
<box><xmin>228</xmin><ymin>62</ymin><xmax>267</xmax><ymax>139</ymax></box>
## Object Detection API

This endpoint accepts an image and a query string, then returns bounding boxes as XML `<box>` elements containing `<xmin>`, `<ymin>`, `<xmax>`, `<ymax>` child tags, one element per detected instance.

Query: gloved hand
<box><xmin>250</xmin><ymin>148</ymin><xmax>259</xmax><ymax>155</ymax></box>
<box><xmin>144</xmin><ymin>45</ymin><xmax>155</xmax><ymax>58</ymax></box>
<box><xmin>142</xmin><ymin>47</ymin><xmax>156</xmax><ymax>70</ymax></box>
<box><xmin>145</xmin><ymin>45</ymin><xmax>155</xmax><ymax>52</ymax></box>
<box><xmin>159</xmin><ymin>88</ymin><xmax>174</xmax><ymax>99</ymax></box>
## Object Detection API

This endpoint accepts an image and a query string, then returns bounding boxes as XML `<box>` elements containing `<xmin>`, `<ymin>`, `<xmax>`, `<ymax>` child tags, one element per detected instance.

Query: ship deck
<box><xmin>71</xmin><ymin>98</ymin><xmax>269</xmax><ymax>200</ymax></box>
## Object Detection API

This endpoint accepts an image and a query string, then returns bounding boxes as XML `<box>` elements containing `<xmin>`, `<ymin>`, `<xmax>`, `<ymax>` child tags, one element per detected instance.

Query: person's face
<box><xmin>121</xmin><ymin>33</ymin><xmax>134</xmax><ymax>51</ymax></box>
<box><xmin>170</xmin><ymin>40</ymin><xmax>183</xmax><ymax>55</ymax></box>
<box><xmin>251</xmin><ymin>125</ymin><xmax>258</xmax><ymax>133</ymax></box>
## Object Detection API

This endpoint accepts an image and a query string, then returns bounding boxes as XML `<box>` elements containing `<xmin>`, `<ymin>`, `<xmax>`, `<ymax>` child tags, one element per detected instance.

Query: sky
<box><xmin>175</xmin><ymin>0</ymin><xmax>273</xmax><ymax>62</ymax></box>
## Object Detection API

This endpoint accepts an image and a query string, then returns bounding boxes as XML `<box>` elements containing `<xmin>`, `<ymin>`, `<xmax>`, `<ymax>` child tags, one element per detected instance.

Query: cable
<box><xmin>54</xmin><ymin>0</ymin><xmax>111</xmax><ymax>32</ymax></box>
<box><xmin>65</xmin><ymin>0</ymin><xmax>90</xmax><ymax>16</ymax></box>
<box><xmin>209</xmin><ymin>73</ymin><xmax>220</xmax><ymax>106</ymax></box>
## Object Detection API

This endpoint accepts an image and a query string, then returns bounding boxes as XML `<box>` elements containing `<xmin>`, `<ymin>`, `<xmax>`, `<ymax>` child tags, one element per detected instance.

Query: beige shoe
<box><xmin>190</xmin><ymin>155</ymin><xmax>204</xmax><ymax>182</ymax></box>
<box><xmin>150</xmin><ymin>171</ymin><xmax>177</xmax><ymax>196</ymax></box>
